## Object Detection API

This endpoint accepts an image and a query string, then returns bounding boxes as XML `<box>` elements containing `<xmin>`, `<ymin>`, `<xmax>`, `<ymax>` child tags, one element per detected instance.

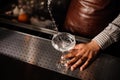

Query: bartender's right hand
<box><xmin>62</xmin><ymin>40</ymin><xmax>101</xmax><ymax>71</ymax></box>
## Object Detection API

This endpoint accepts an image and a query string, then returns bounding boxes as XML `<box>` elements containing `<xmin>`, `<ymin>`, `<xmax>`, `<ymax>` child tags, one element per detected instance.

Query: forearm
<box><xmin>92</xmin><ymin>14</ymin><xmax>120</xmax><ymax>49</ymax></box>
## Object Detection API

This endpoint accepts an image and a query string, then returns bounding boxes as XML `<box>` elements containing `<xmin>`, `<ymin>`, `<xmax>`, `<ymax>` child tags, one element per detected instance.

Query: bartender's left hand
<box><xmin>62</xmin><ymin>40</ymin><xmax>101</xmax><ymax>71</ymax></box>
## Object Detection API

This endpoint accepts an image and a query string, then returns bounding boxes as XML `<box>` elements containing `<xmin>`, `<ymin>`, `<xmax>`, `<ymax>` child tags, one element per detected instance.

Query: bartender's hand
<box><xmin>62</xmin><ymin>40</ymin><xmax>101</xmax><ymax>71</ymax></box>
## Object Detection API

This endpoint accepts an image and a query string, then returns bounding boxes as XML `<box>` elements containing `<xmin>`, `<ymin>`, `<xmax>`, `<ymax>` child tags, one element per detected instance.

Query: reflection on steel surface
<box><xmin>0</xmin><ymin>29</ymin><xmax>80</xmax><ymax>78</ymax></box>
<box><xmin>0</xmin><ymin>28</ymin><xmax>120</xmax><ymax>80</ymax></box>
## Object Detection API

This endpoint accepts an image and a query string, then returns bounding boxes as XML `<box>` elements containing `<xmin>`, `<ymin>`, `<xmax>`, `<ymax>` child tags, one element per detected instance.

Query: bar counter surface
<box><xmin>0</xmin><ymin>27</ymin><xmax>120</xmax><ymax>80</ymax></box>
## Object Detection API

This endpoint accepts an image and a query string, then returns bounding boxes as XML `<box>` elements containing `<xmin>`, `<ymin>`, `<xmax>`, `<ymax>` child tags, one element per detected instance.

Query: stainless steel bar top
<box><xmin>0</xmin><ymin>28</ymin><xmax>120</xmax><ymax>80</ymax></box>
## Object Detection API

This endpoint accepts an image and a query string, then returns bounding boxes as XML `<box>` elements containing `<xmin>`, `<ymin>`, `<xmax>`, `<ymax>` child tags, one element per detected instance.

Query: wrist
<box><xmin>89</xmin><ymin>40</ymin><xmax>101</xmax><ymax>51</ymax></box>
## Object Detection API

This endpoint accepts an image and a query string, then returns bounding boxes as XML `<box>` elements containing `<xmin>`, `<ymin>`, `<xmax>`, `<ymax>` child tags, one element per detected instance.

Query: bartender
<box><xmin>62</xmin><ymin>0</ymin><xmax>120</xmax><ymax>71</ymax></box>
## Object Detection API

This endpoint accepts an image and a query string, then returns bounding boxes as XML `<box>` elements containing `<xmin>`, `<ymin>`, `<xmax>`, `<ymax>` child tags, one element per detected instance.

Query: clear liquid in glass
<box><xmin>52</xmin><ymin>32</ymin><xmax>76</xmax><ymax>52</ymax></box>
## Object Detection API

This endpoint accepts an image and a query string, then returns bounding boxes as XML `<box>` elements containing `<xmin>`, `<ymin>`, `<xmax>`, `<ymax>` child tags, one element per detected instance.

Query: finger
<box><xmin>74</xmin><ymin>44</ymin><xmax>84</xmax><ymax>49</ymax></box>
<box><xmin>80</xmin><ymin>51</ymin><xmax>98</xmax><ymax>71</ymax></box>
<box><xmin>71</xmin><ymin>57</ymin><xmax>87</xmax><ymax>71</ymax></box>
<box><xmin>79</xmin><ymin>51</ymin><xmax>93</xmax><ymax>71</ymax></box>
<box><xmin>65</xmin><ymin>49</ymin><xmax>84</xmax><ymax>66</ymax></box>
<box><xmin>65</xmin><ymin>55</ymin><xmax>82</xmax><ymax>67</ymax></box>
<box><xmin>80</xmin><ymin>58</ymin><xmax>91</xmax><ymax>71</ymax></box>
<box><xmin>76</xmin><ymin>49</ymin><xmax>85</xmax><ymax>56</ymax></box>
<box><xmin>62</xmin><ymin>49</ymin><xmax>78</xmax><ymax>59</ymax></box>
<box><xmin>74</xmin><ymin>44</ymin><xmax>81</xmax><ymax>49</ymax></box>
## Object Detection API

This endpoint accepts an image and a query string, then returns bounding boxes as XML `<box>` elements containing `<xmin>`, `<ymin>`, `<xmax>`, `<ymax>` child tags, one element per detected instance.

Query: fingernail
<box><xmin>80</xmin><ymin>68</ymin><xmax>83</xmax><ymax>71</ymax></box>
<box><xmin>65</xmin><ymin>64</ymin><xmax>70</xmax><ymax>69</ymax></box>
<box><xmin>71</xmin><ymin>67</ymin><xmax>74</xmax><ymax>71</ymax></box>
<box><xmin>61</xmin><ymin>56</ymin><xmax>64</xmax><ymax>59</ymax></box>
<box><xmin>64</xmin><ymin>63</ymin><xmax>68</xmax><ymax>67</ymax></box>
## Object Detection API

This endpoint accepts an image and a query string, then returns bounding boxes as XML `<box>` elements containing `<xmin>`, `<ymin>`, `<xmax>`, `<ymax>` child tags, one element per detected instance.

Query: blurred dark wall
<box><xmin>0</xmin><ymin>0</ymin><xmax>17</xmax><ymax>11</ymax></box>
<box><xmin>50</xmin><ymin>0</ymin><xmax>70</xmax><ymax>31</ymax></box>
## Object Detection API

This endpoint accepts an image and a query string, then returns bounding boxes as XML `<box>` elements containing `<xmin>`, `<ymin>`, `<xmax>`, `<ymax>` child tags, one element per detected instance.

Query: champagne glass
<box><xmin>51</xmin><ymin>32</ymin><xmax>76</xmax><ymax>71</ymax></box>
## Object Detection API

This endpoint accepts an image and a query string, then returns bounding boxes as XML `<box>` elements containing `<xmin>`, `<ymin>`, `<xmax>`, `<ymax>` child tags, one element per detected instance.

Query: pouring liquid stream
<box><xmin>47</xmin><ymin>0</ymin><xmax>76</xmax><ymax>72</ymax></box>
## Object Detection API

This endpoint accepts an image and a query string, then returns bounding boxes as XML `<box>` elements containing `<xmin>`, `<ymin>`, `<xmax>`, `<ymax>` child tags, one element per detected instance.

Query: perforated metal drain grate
<box><xmin>0</xmin><ymin>29</ymin><xmax>80</xmax><ymax>79</ymax></box>
<box><xmin>0</xmin><ymin>28</ymin><xmax>120</xmax><ymax>80</ymax></box>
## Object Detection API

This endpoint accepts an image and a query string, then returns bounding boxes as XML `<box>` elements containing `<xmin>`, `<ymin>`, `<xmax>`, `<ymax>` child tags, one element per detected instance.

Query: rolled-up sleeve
<box><xmin>92</xmin><ymin>14</ymin><xmax>120</xmax><ymax>49</ymax></box>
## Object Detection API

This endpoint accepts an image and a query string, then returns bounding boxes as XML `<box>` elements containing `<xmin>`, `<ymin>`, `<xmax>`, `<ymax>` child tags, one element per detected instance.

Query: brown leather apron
<box><xmin>64</xmin><ymin>0</ymin><xmax>120</xmax><ymax>38</ymax></box>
